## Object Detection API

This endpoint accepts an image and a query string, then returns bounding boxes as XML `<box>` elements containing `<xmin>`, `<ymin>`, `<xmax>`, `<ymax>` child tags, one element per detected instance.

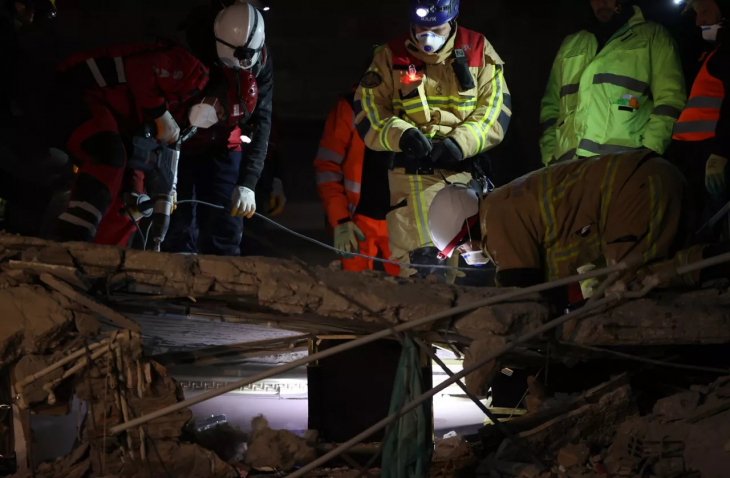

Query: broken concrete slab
<box><xmin>245</xmin><ymin>415</ymin><xmax>317</xmax><ymax>471</ymax></box>
<box><xmin>567</xmin><ymin>289</ymin><xmax>730</xmax><ymax>346</ymax></box>
<box><xmin>1</xmin><ymin>235</ymin><xmax>728</xmax><ymax>353</ymax></box>
<box><xmin>0</xmin><ymin>285</ymin><xmax>74</xmax><ymax>365</ymax></box>
<box><xmin>556</xmin><ymin>443</ymin><xmax>589</xmax><ymax>469</ymax></box>
<box><xmin>519</xmin><ymin>384</ymin><xmax>634</xmax><ymax>457</ymax></box>
<box><xmin>653</xmin><ymin>391</ymin><xmax>702</xmax><ymax>422</ymax></box>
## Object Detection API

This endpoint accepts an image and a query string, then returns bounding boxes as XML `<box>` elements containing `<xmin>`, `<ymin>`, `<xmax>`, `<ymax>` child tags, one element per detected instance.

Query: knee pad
<box><xmin>70</xmin><ymin>172</ymin><xmax>113</xmax><ymax>219</ymax></box>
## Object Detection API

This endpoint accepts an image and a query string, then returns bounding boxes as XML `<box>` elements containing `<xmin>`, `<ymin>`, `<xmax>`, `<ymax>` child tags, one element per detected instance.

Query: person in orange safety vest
<box><xmin>671</xmin><ymin>0</ymin><xmax>730</xmax><ymax>233</ymax></box>
<box><xmin>314</xmin><ymin>88</ymin><xmax>399</xmax><ymax>275</ymax></box>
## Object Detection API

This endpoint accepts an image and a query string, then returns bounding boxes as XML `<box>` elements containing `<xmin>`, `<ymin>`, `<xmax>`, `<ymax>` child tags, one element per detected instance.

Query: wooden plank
<box><xmin>39</xmin><ymin>273</ymin><xmax>140</xmax><ymax>332</ymax></box>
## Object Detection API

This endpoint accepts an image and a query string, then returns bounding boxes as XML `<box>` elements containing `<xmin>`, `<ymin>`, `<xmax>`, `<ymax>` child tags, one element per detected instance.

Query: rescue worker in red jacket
<box><xmin>314</xmin><ymin>88</ymin><xmax>400</xmax><ymax>275</ymax></box>
<box><xmin>53</xmin><ymin>42</ymin><xmax>209</xmax><ymax>245</ymax></box>
<box><xmin>165</xmin><ymin>1</ymin><xmax>274</xmax><ymax>256</ymax></box>
<box><xmin>672</xmin><ymin>0</ymin><xmax>730</xmax><ymax>231</ymax></box>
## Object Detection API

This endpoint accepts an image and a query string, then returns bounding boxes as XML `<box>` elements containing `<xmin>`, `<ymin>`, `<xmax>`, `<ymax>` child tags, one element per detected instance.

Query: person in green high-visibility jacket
<box><xmin>539</xmin><ymin>0</ymin><xmax>686</xmax><ymax>166</ymax></box>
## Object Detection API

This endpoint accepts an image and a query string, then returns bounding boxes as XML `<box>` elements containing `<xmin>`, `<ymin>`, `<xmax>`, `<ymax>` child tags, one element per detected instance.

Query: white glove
<box><xmin>154</xmin><ymin>111</ymin><xmax>180</xmax><ymax>144</ymax></box>
<box><xmin>121</xmin><ymin>192</ymin><xmax>151</xmax><ymax>221</ymax></box>
<box><xmin>231</xmin><ymin>186</ymin><xmax>256</xmax><ymax>218</ymax></box>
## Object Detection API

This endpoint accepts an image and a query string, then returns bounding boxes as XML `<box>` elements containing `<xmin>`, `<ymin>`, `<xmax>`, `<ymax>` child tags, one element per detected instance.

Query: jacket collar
<box><xmin>612</xmin><ymin>6</ymin><xmax>646</xmax><ymax>39</ymax></box>
<box><xmin>404</xmin><ymin>23</ymin><xmax>458</xmax><ymax>65</ymax></box>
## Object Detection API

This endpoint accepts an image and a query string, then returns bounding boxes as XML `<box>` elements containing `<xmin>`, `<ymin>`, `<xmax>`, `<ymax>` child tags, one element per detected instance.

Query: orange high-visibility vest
<box><xmin>673</xmin><ymin>47</ymin><xmax>725</xmax><ymax>142</ymax></box>
<box><xmin>314</xmin><ymin>92</ymin><xmax>365</xmax><ymax>227</ymax></box>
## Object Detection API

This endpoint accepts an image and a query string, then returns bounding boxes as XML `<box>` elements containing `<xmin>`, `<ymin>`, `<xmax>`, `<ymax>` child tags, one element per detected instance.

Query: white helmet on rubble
<box><xmin>429</xmin><ymin>183</ymin><xmax>487</xmax><ymax>265</ymax></box>
<box><xmin>214</xmin><ymin>2</ymin><xmax>265</xmax><ymax>70</ymax></box>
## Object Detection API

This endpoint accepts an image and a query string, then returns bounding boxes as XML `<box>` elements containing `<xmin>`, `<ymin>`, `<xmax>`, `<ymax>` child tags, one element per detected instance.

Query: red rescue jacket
<box><xmin>56</xmin><ymin>41</ymin><xmax>210</xmax><ymax>124</ymax></box>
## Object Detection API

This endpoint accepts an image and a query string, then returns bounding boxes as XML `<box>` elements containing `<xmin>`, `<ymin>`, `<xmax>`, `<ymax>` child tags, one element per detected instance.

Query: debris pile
<box><xmin>245</xmin><ymin>415</ymin><xmax>317</xmax><ymax>471</ymax></box>
<box><xmin>11</xmin><ymin>330</ymin><xmax>237</xmax><ymax>478</ymax></box>
<box><xmin>475</xmin><ymin>375</ymin><xmax>730</xmax><ymax>478</ymax></box>
<box><xmin>0</xmin><ymin>236</ymin><xmax>727</xmax><ymax>476</ymax></box>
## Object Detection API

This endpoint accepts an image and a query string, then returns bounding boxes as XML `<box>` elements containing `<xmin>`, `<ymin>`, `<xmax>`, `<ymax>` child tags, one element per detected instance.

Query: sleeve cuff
<box><xmin>239</xmin><ymin>174</ymin><xmax>259</xmax><ymax>191</ymax></box>
<box><xmin>450</xmin><ymin>134</ymin><xmax>472</xmax><ymax>160</ymax></box>
<box><xmin>143</xmin><ymin>103</ymin><xmax>167</xmax><ymax>120</ymax></box>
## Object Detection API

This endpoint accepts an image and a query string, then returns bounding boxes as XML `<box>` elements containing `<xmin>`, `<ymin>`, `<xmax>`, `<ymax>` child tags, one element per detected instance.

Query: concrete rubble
<box><xmin>245</xmin><ymin>415</ymin><xmax>317</xmax><ymax>471</ymax></box>
<box><xmin>472</xmin><ymin>375</ymin><xmax>730</xmax><ymax>478</ymax></box>
<box><xmin>0</xmin><ymin>235</ymin><xmax>726</xmax><ymax>476</ymax></box>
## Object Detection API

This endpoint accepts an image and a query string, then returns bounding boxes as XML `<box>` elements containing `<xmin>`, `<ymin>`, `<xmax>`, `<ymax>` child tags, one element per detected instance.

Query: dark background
<box><xmin>14</xmin><ymin>0</ymin><xmax>702</xmax><ymax>258</ymax></box>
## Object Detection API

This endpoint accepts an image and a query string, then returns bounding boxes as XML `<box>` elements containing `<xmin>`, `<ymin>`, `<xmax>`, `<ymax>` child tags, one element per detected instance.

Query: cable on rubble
<box><xmin>174</xmin><ymin>199</ymin><xmax>477</xmax><ymax>271</ymax></box>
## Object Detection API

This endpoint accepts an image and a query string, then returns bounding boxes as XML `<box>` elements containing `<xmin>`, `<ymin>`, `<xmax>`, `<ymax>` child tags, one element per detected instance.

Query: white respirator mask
<box><xmin>702</xmin><ymin>23</ymin><xmax>723</xmax><ymax>42</ymax></box>
<box><xmin>416</xmin><ymin>30</ymin><xmax>447</xmax><ymax>53</ymax></box>
<box><xmin>189</xmin><ymin>100</ymin><xmax>219</xmax><ymax>129</ymax></box>
<box><xmin>460</xmin><ymin>250</ymin><xmax>490</xmax><ymax>266</ymax></box>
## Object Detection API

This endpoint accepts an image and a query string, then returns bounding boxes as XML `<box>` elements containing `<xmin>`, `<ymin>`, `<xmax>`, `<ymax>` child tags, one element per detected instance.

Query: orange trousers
<box><xmin>341</xmin><ymin>214</ymin><xmax>400</xmax><ymax>276</ymax></box>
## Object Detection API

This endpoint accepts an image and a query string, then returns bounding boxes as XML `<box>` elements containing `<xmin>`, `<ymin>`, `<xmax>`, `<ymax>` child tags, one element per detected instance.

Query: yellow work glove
<box><xmin>334</xmin><ymin>221</ymin><xmax>365</xmax><ymax>259</ymax></box>
<box><xmin>706</xmin><ymin>154</ymin><xmax>729</xmax><ymax>196</ymax></box>
<box><xmin>267</xmin><ymin>178</ymin><xmax>286</xmax><ymax>216</ymax></box>
<box><xmin>444</xmin><ymin>253</ymin><xmax>466</xmax><ymax>285</ymax></box>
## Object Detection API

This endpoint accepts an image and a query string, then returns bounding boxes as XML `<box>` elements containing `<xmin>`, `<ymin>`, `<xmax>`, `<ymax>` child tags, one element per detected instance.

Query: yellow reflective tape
<box><xmin>360</xmin><ymin>75</ymin><xmax>387</xmax><ymax>132</ymax></box>
<box><xmin>478</xmin><ymin>67</ymin><xmax>502</xmax><ymax>129</ymax></box>
<box><xmin>599</xmin><ymin>157</ymin><xmax>620</xmax><ymax>230</ymax></box>
<box><xmin>410</xmin><ymin>175</ymin><xmax>430</xmax><ymax>246</ymax></box>
<box><xmin>464</xmin><ymin>122</ymin><xmax>484</xmax><ymax>152</ymax></box>
<box><xmin>546</xmin><ymin>234</ymin><xmax>601</xmax><ymax>281</ymax></box>
<box><xmin>538</xmin><ymin>170</ymin><xmax>560</xmax><ymax>280</ymax></box>
<box><xmin>551</xmin><ymin>161</ymin><xmax>591</xmax><ymax>202</ymax></box>
<box><xmin>464</xmin><ymin>67</ymin><xmax>505</xmax><ymax>153</ymax></box>
<box><xmin>644</xmin><ymin>175</ymin><xmax>663</xmax><ymax>262</ymax></box>
<box><xmin>380</xmin><ymin>117</ymin><xmax>398</xmax><ymax>151</ymax></box>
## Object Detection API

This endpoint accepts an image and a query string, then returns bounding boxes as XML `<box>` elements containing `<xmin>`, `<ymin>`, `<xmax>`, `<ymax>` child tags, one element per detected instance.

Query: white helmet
<box><xmin>214</xmin><ymin>2</ymin><xmax>265</xmax><ymax>70</ymax></box>
<box><xmin>428</xmin><ymin>184</ymin><xmax>481</xmax><ymax>260</ymax></box>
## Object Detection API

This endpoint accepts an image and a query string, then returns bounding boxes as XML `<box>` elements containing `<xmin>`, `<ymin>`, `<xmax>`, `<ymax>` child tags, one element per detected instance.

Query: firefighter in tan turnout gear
<box><xmin>354</xmin><ymin>0</ymin><xmax>511</xmax><ymax>278</ymax></box>
<box><xmin>428</xmin><ymin>150</ymin><xmax>730</xmax><ymax>293</ymax></box>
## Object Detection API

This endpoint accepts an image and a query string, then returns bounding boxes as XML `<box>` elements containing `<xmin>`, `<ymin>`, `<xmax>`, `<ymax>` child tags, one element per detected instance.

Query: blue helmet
<box><xmin>409</xmin><ymin>0</ymin><xmax>460</xmax><ymax>27</ymax></box>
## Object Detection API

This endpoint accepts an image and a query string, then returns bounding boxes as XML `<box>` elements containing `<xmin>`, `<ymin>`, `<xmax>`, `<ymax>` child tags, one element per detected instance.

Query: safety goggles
<box><xmin>216</xmin><ymin>37</ymin><xmax>262</xmax><ymax>68</ymax></box>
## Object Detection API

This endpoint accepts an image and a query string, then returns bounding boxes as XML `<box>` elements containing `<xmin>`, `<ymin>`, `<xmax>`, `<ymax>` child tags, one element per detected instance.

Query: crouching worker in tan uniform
<box><xmin>428</xmin><ymin>149</ymin><xmax>730</xmax><ymax>294</ymax></box>
<box><xmin>429</xmin><ymin>149</ymin><xmax>730</xmax><ymax>396</ymax></box>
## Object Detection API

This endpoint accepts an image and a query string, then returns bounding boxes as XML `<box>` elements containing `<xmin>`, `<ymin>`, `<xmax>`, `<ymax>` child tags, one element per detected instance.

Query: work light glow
<box><xmin>416</xmin><ymin>7</ymin><xmax>429</xmax><ymax>17</ymax></box>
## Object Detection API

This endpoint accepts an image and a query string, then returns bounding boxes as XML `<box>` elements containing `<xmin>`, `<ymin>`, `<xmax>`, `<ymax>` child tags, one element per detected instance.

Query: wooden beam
<box><xmin>39</xmin><ymin>274</ymin><xmax>140</xmax><ymax>332</ymax></box>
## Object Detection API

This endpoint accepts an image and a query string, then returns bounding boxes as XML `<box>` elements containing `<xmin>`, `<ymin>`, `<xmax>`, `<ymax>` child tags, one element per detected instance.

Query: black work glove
<box><xmin>430</xmin><ymin>138</ymin><xmax>463</xmax><ymax>165</ymax></box>
<box><xmin>399</xmin><ymin>128</ymin><xmax>432</xmax><ymax>158</ymax></box>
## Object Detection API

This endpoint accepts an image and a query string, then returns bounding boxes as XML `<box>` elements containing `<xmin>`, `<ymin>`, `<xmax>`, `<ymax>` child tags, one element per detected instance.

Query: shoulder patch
<box><xmin>360</xmin><ymin>71</ymin><xmax>383</xmax><ymax>89</ymax></box>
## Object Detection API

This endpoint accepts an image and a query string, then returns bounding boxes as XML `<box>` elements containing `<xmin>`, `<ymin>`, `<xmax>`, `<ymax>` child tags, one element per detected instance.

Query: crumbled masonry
<box><xmin>0</xmin><ymin>235</ymin><xmax>727</xmax><ymax>476</ymax></box>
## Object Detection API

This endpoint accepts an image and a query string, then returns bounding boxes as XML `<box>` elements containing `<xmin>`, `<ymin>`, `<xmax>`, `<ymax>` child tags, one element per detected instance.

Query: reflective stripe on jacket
<box><xmin>673</xmin><ymin>46</ymin><xmax>724</xmax><ymax>142</ymax></box>
<box><xmin>354</xmin><ymin>25</ymin><xmax>511</xmax><ymax>160</ymax></box>
<box><xmin>314</xmin><ymin>93</ymin><xmax>363</xmax><ymax>227</ymax></box>
<box><xmin>479</xmin><ymin>149</ymin><xmax>674</xmax><ymax>282</ymax></box>
<box><xmin>56</xmin><ymin>42</ymin><xmax>210</xmax><ymax>121</ymax></box>
<box><xmin>539</xmin><ymin>7</ymin><xmax>685</xmax><ymax>166</ymax></box>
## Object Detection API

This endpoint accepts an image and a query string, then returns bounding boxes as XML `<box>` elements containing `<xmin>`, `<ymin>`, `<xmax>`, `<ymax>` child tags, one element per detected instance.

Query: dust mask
<box><xmin>461</xmin><ymin>250</ymin><xmax>489</xmax><ymax>266</ymax></box>
<box><xmin>189</xmin><ymin>100</ymin><xmax>219</xmax><ymax>129</ymax></box>
<box><xmin>702</xmin><ymin>24</ymin><xmax>723</xmax><ymax>42</ymax></box>
<box><xmin>416</xmin><ymin>30</ymin><xmax>447</xmax><ymax>53</ymax></box>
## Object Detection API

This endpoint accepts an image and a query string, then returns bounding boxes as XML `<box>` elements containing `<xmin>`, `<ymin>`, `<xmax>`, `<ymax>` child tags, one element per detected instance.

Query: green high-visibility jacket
<box><xmin>539</xmin><ymin>7</ymin><xmax>686</xmax><ymax>166</ymax></box>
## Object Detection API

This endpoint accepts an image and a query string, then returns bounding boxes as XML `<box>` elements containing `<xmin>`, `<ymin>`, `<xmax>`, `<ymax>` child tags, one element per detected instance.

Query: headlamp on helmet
<box><xmin>409</xmin><ymin>0</ymin><xmax>460</xmax><ymax>27</ymax></box>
